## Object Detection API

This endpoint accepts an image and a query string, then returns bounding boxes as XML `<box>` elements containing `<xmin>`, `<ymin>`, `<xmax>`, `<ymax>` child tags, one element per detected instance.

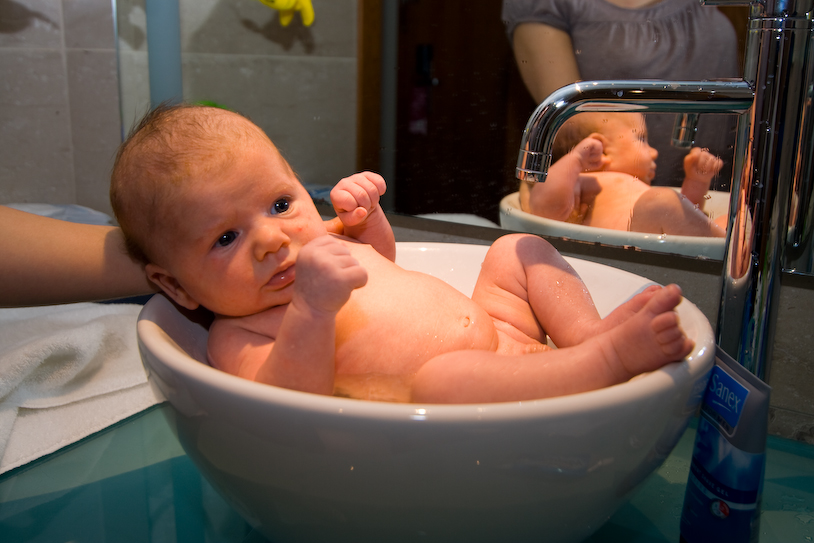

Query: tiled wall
<box><xmin>116</xmin><ymin>0</ymin><xmax>358</xmax><ymax>191</ymax></box>
<box><xmin>0</xmin><ymin>0</ymin><xmax>121</xmax><ymax>215</ymax></box>
<box><xmin>0</xmin><ymin>0</ymin><xmax>357</xmax><ymax>216</ymax></box>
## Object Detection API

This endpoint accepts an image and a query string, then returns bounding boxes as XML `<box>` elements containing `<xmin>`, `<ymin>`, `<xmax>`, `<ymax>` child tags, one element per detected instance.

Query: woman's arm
<box><xmin>512</xmin><ymin>22</ymin><xmax>581</xmax><ymax>103</ymax></box>
<box><xmin>0</xmin><ymin>206</ymin><xmax>155</xmax><ymax>307</ymax></box>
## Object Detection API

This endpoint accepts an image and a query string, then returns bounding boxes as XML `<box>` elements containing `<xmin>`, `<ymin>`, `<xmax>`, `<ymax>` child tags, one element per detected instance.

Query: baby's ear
<box><xmin>145</xmin><ymin>263</ymin><xmax>200</xmax><ymax>310</ymax></box>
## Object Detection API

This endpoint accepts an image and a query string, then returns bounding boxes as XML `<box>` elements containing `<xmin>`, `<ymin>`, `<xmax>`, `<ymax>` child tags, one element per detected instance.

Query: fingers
<box><xmin>330</xmin><ymin>171</ymin><xmax>387</xmax><ymax>227</ymax></box>
<box><xmin>296</xmin><ymin>237</ymin><xmax>368</xmax><ymax>312</ymax></box>
<box><xmin>685</xmin><ymin>147</ymin><xmax>723</xmax><ymax>176</ymax></box>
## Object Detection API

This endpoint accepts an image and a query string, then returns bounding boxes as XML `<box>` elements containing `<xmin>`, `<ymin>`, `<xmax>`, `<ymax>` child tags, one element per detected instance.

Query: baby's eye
<box><xmin>272</xmin><ymin>197</ymin><xmax>290</xmax><ymax>215</ymax></box>
<box><xmin>216</xmin><ymin>231</ymin><xmax>238</xmax><ymax>247</ymax></box>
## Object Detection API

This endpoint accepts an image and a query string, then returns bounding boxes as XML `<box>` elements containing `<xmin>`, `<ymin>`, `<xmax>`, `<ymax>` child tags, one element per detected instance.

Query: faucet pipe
<box><xmin>671</xmin><ymin>113</ymin><xmax>700</xmax><ymax>149</ymax></box>
<box><xmin>716</xmin><ymin>2</ymin><xmax>814</xmax><ymax>381</ymax></box>
<box><xmin>515</xmin><ymin>80</ymin><xmax>754</xmax><ymax>183</ymax></box>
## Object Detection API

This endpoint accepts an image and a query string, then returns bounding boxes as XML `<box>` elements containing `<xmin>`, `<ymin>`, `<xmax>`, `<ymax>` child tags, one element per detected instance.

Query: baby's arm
<box><xmin>208</xmin><ymin>236</ymin><xmax>367</xmax><ymax>395</ymax></box>
<box><xmin>331</xmin><ymin>171</ymin><xmax>396</xmax><ymax>261</ymax></box>
<box><xmin>526</xmin><ymin>136</ymin><xmax>606</xmax><ymax>222</ymax></box>
<box><xmin>682</xmin><ymin>147</ymin><xmax>723</xmax><ymax>208</ymax></box>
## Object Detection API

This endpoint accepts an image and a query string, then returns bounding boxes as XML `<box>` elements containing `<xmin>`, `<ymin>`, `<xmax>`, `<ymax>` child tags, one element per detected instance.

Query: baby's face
<box><xmin>601</xmin><ymin>114</ymin><xmax>658</xmax><ymax>184</ymax></box>
<box><xmin>153</xmin><ymin>135</ymin><xmax>328</xmax><ymax>317</ymax></box>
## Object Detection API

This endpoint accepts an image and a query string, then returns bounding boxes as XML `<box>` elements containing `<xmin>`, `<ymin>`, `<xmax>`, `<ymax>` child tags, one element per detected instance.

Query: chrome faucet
<box><xmin>515</xmin><ymin>0</ymin><xmax>814</xmax><ymax>382</ymax></box>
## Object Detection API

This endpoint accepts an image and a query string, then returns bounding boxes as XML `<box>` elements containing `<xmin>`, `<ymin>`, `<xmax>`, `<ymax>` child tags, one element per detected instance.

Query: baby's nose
<box><xmin>253</xmin><ymin>224</ymin><xmax>289</xmax><ymax>260</ymax></box>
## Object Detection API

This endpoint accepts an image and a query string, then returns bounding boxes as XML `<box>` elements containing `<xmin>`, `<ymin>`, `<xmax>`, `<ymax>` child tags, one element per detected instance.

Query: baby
<box><xmin>520</xmin><ymin>112</ymin><xmax>727</xmax><ymax>237</ymax></box>
<box><xmin>111</xmin><ymin>104</ymin><xmax>694</xmax><ymax>404</ymax></box>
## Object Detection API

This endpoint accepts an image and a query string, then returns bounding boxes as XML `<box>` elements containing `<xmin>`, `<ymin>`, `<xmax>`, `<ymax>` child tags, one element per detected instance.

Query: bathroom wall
<box><xmin>116</xmin><ymin>0</ymin><xmax>358</xmax><ymax>191</ymax></box>
<box><xmin>0</xmin><ymin>0</ymin><xmax>122</xmax><ymax>215</ymax></box>
<box><xmin>0</xmin><ymin>0</ymin><xmax>358</xmax><ymax>216</ymax></box>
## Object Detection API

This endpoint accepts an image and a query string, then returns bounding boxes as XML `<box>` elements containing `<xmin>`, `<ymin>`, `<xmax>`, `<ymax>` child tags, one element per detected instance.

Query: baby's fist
<box><xmin>576</xmin><ymin>135</ymin><xmax>608</xmax><ymax>172</ymax></box>
<box><xmin>295</xmin><ymin>236</ymin><xmax>367</xmax><ymax>313</ymax></box>
<box><xmin>684</xmin><ymin>147</ymin><xmax>723</xmax><ymax>178</ymax></box>
<box><xmin>330</xmin><ymin>171</ymin><xmax>387</xmax><ymax>227</ymax></box>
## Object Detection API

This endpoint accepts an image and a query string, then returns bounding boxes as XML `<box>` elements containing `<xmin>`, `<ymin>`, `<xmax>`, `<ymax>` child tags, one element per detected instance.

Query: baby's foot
<box><xmin>682</xmin><ymin>148</ymin><xmax>723</xmax><ymax>207</ymax></box>
<box><xmin>600</xmin><ymin>284</ymin><xmax>694</xmax><ymax>381</ymax></box>
<box><xmin>595</xmin><ymin>285</ymin><xmax>661</xmax><ymax>333</ymax></box>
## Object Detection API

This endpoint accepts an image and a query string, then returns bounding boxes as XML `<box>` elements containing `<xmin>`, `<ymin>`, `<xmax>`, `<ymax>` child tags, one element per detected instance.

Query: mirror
<box><xmin>112</xmin><ymin>0</ymin><xmax>749</xmax><ymax>259</ymax></box>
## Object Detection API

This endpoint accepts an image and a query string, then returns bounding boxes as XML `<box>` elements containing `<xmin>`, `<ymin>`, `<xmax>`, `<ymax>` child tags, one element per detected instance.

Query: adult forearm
<box><xmin>0</xmin><ymin>207</ymin><xmax>154</xmax><ymax>306</ymax></box>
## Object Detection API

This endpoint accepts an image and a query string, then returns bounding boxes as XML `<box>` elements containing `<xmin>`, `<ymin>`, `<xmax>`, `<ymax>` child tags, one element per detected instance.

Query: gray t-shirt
<box><xmin>503</xmin><ymin>0</ymin><xmax>741</xmax><ymax>188</ymax></box>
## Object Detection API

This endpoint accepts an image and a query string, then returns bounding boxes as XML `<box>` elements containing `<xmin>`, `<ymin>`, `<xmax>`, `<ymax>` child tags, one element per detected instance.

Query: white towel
<box><xmin>0</xmin><ymin>302</ymin><xmax>164</xmax><ymax>474</ymax></box>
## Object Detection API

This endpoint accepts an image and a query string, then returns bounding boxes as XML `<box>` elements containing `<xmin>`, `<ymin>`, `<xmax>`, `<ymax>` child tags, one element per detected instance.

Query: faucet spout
<box><xmin>515</xmin><ymin>80</ymin><xmax>753</xmax><ymax>183</ymax></box>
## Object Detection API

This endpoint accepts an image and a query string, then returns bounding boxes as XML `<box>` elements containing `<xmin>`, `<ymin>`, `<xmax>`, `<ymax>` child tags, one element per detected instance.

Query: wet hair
<box><xmin>110</xmin><ymin>103</ymin><xmax>269</xmax><ymax>264</ymax></box>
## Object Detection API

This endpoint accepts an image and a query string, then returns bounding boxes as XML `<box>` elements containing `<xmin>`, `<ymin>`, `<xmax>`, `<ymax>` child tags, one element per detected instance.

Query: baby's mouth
<box><xmin>267</xmin><ymin>263</ymin><xmax>295</xmax><ymax>290</ymax></box>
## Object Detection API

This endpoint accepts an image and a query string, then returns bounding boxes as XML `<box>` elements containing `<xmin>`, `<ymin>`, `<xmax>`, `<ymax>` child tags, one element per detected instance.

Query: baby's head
<box><xmin>554</xmin><ymin>112</ymin><xmax>658</xmax><ymax>184</ymax></box>
<box><xmin>111</xmin><ymin>104</ymin><xmax>327</xmax><ymax>316</ymax></box>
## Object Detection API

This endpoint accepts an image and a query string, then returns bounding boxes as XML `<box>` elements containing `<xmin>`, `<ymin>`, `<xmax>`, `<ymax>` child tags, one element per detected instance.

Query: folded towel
<box><xmin>0</xmin><ymin>303</ymin><xmax>164</xmax><ymax>474</ymax></box>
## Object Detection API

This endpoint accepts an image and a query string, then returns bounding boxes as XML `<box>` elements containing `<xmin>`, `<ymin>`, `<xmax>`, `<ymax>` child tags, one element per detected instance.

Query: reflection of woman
<box><xmin>502</xmin><ymin>0</ymin><xmax>740</xmax><ymax>188</ymax></box>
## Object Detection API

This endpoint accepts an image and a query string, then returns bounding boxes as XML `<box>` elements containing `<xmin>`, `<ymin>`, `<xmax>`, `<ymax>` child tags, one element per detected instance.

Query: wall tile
<box><xmin>0</xmin><ymin>0</ymin><xmax>62</xmax><ymax>49</ymax></box>
<box><xmin>769</xmin><ymin>284</ymin><xmax>814</xmax><ymax>417</ymax></box>
<box><xmin>117</xmin><ymin>50</ymin><xmax>151</xmax><ymax>131</ymax></box>
<box><xmin>63</xmin><ymin>0</ymin><xmax>115</xmax><ymax>50</ymax></box>
<box><xmin>116</xmin><ymin>0</ymin><xmax>148</xmax><ymax>53</ymax></box>
<box><xmin>183</xmin><ymin>53</ymin><xmax>357</xmax><ymax>186</ymax></box>
<box><xmin>67</xmin><ymin>49</ymin><xmax>122</xmax><ymax>215</ymax></box>
<box><xmin>769</xmin><ymin>408</ymin><xmax>814</xmax><ymax>445</ymax></box>
<box><xmin>0</xmin><ymin>49</ymin><xmax>74</xmax><ymax>204</ymax></box>
<box><xmin>181</xmin><ymin>0</ymin><xmax>356</xmax><ymax>58</ymax></box>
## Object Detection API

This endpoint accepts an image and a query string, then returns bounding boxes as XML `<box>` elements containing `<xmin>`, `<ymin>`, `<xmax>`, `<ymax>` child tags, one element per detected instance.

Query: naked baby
<box><xmin>111</xmin><ymin>104</ymin><xmax>695</xmax><ymax>404</ymax></box>
<box><xmin>520</xmin><ymin>112</ymin><xmax>727</xmax><ymax>238</ymax></box>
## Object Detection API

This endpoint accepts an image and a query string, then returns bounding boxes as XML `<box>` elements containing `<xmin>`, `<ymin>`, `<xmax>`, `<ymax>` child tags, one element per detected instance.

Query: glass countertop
<box><xmin>1</xmin><ymin>404</ymin><xmax>812</xmax><ymax>542</ymax></box>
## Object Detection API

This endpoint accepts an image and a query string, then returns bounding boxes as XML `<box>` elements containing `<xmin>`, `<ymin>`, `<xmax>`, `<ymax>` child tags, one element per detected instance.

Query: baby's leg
<box><xmin>630</xmin><ymin>187</ymin><xmax>726</xmax><ymax>238</ymax></box>
<box><xmin>471</xmin><ymin>234</ymin><xmax>660</xmax><ymax>350</ymax></box>
<box><xmin>411</xmin><ymin>285</ymin><xmax>693</xmax><ymax>404</ymax></box>
<box><xmin>526</xmin><ymin>136</ymin><xmax>604</xmax><ymax>221</ymax></box>
<box><xmin>682</xmin><ymin>147</ymin><xmax>723</xmax><ymax>208</ymax></box>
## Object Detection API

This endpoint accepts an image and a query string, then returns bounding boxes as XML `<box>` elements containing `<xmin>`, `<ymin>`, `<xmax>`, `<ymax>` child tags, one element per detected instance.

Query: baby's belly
<box><xmin>333</xmin><ymin>258</ymin><xmax>498</xmax><ymax>376</ymax></box>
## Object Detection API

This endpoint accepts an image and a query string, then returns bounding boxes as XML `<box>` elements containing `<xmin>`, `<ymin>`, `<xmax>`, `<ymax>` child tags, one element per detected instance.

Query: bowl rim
<box><xmin>138</xmin><ymin>242</ymin><xmax>715</xmax><ymax>425</ymax></box>
<box><xmin>499</xmin><ymin>191</ymin><xmax>727</xmax><ymax>257</ymax></box>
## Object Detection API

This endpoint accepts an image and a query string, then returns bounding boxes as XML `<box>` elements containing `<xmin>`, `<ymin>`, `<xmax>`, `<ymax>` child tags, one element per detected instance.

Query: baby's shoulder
<box><xmin>207</xmin><ymin>308</ymin><xmax>284</xmax><ymax>377</ymax></box>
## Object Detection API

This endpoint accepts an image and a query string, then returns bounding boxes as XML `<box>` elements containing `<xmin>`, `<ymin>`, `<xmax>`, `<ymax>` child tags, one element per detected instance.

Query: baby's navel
<box><xmin>461</xmin><ymin>316</ymin><xmax>471</xmax><ymax>327</ymax></box>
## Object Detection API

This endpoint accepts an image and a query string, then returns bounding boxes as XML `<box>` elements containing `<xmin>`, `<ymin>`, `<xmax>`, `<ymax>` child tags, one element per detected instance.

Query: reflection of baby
<box><xmin>111</xmin><ymin>104</ymin><xmax>694</xmax><ymax>404</ymax></box>
<box><xmin>520</xmin><ymin>112</ymin><xmax>727</xmax><ymax>237</ymax></box>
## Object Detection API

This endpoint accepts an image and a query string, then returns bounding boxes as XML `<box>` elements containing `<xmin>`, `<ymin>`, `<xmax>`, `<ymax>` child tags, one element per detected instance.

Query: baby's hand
<box><xmin>575</xmin><ymin>135</ymin><xmax>608</xmax><ymax>172</ymax></box>
<box><xmin>682</xmin><ymin>148</ymin><xmax>724</xmax><ymax>206</ymax></box>
<box><xmin>294</xmin><ymin>236</ymin><xmax>367</xmax><ymax>314</ymax></box>
<box><xmin>684</xmin><ymin>147</ymin><xmax>723</xmax><ymax>180</ymax></box>
<box><xmin>330</xmin><ymin>171</ymin><xmax>387</xmax><ymax>227</ymax></box>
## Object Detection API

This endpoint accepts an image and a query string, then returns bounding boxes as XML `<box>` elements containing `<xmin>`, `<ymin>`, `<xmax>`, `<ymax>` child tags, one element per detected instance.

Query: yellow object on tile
<box><xmin>255</xmin><ymin>0</ymin><xmax>314</xmax><ymax>27</ymax></box>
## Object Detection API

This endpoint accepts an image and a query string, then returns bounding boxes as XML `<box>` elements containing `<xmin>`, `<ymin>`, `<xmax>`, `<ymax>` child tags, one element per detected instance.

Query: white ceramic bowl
<box><xmin>500</xmin><ymin>191</ymin><xmax>729</xmax><ymax>259</ymax></box>
<box><xmin>137</xmin><ymin>242</ymin><xmax>715</xmax><ymax>543</ymax></box>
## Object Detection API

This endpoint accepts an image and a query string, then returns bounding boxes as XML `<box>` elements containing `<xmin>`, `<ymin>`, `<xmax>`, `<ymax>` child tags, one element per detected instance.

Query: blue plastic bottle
<box><xmin>680</xmin><ymin>347</ymin><xmax>771</xmax><ymax>543</ymax></box>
